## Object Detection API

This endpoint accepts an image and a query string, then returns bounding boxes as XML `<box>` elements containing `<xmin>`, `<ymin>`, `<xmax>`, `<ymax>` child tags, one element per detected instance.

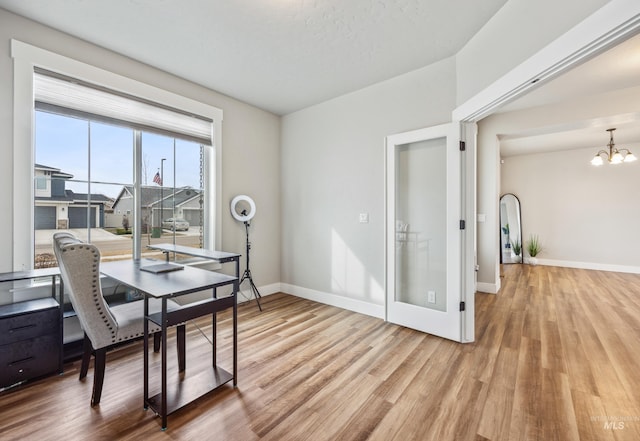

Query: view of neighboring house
<box><xmin>111</xmin><ymin>185</ymin><xmax>202</xmax><ymax>231</ymax></box>
<box><xmin>34</xmin><ymin>164</ymin><xmax>112</xmax><ymax>229</ymax></box>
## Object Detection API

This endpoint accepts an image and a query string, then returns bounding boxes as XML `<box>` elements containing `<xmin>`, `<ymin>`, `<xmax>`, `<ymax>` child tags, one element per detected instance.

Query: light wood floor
<box><xmin>1</xmin><ymin>265</ymin><xmax>640</xmax><ymax>440</ymax></box>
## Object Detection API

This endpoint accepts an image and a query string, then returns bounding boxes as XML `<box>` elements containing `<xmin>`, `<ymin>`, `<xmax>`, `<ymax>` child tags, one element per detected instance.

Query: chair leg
<box><xmin>91</xmin><ymin>348</ymin><xmax>107</xmax><ymax>407</ymax></box>
<box><xmin>153</xmin><ymin>332</ymin><xmax>161</xmax><ymax>352</ymax></box>
<box><xmin>177</xmin><ymin>324</ymin><xmax>186</xmax><ymax>372</ymax></box>
<box><xmin>79</xmin><ymin>334</ymin><xmax>92</xmax><ymax>380</ymax></box>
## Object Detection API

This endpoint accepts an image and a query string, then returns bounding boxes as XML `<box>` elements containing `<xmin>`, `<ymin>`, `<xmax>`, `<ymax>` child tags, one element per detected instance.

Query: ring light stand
<box><xmin>230</xmin><ymin>195</ymin><xmax>262</xmax><ymax>311</ymax></box>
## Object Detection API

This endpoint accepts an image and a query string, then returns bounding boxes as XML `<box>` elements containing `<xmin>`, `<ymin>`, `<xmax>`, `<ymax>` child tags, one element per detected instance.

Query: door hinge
<box><xmin>459</xmin><ymin>220</ymin><xmax>466</xmax><ymax>230</ymax></box>
<box><xmin>459</xmin><ymin>141</ymin><xmax>466</xmax><ymax>151</ymax></box>
<box><xmin>460</xmin><ymin>301</ymin><xmax>466</xmax><ymax>312</ymax></box>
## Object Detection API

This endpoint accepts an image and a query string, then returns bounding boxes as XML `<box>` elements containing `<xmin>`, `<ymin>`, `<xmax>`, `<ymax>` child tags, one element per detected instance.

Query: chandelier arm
<box><xmin>591</xmin><ymin>129</ymin><xmax>635</xmax><ymax>165</ymax></box>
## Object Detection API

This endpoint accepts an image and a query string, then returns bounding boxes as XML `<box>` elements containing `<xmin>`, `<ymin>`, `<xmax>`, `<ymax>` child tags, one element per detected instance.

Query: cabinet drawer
<box><xmin>0</xmin><ymin>307</ymin><xmax>59</xmax><ymax>344</ymax></box>
<box><xmin>0</xmin><ymin>335</ymin><xmax>60</xmax><ymax>387</ymax></box>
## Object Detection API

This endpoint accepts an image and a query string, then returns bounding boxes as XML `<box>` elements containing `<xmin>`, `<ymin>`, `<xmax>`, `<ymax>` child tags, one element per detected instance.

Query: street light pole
<box><xmin>160</xmin><ymin>158</ymin><xmax>166</xmax><ymax>229</ymax></box>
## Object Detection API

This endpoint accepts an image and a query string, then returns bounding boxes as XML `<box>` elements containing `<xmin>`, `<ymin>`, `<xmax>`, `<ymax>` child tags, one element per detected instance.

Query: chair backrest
<box><xmin>53</xmin><ymin>232</ymin><xmax>118</xmax><ymax>350</ymax></box>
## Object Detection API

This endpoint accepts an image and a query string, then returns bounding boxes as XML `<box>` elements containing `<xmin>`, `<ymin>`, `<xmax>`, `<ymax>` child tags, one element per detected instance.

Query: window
<box><xmin>35</xmin><ymin>175</ymin><xmax>47</xmax><ymax>190</ymax></box>
<box><xmin>34</xmin><ymin>109</ymin><xmax>208</xmax><ymax>267</ymax></box>
<box><xmin>12</xmin><ymin>40</ymin><xmax>223</xmax><ymax>270</ymax></box>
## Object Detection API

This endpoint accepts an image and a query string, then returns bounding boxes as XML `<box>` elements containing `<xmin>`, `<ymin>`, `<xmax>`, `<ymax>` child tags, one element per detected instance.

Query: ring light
<box><xmin>230</xmin><ymin>195</ymin><xmax>256</xmax><ymax>222</ymax></box>
<box><xmin>231</xmin><ymin>194</ymin><xmax>262</xmax><ymax>310</ymax></box>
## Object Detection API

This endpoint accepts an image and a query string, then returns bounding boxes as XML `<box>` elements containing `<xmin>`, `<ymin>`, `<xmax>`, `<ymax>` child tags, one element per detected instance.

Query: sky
<box><xmin>35</xmin><ymin>111</ymin><xmax>203</xmax><ymax>199</ymax></box>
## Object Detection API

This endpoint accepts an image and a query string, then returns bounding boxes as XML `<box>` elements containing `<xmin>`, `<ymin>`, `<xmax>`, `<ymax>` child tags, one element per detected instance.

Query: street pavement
<box><xmin>35</xmin><ymin>228</ymin><xmax>201</xmax><ymax>260</ymax></box>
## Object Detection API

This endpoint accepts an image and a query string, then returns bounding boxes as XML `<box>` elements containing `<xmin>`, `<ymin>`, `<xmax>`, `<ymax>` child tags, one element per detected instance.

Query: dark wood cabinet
<box><xmin>0</xmin><ymin>297</ymin><xmax>62</xmax><ymax>389</ymax></box>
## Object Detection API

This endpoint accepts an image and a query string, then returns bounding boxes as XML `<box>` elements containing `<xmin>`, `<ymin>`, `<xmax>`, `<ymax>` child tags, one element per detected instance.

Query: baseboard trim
<box><xmin>536</xmin><ymin>259</ymin><xmax>640</xmax><ymax>274</ymax></box>
<box><xmin>280</xmin><ymin>283</ymin><xmax>385</xmax><ymax>319</ymax></box>
<box><xmin>240</xmin><ymin>261</ymin><xmax>640</xmax><ymax>310</ymax></box>
<box><xmin>476</xmin><ymin>281</ymin><xmax>499</xmax><ymax>294</ymax></box>
<box><xmin>237</xmin><ymin>282</ymin><xmax>280</xmax><ymax>305</ymax></box>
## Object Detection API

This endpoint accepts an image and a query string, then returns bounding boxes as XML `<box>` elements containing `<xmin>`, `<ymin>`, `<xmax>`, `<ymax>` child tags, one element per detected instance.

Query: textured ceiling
<box><xmin>0</xmin><ymin>0</ymin><xmax>507</xmax><ymax>115</ymax></box>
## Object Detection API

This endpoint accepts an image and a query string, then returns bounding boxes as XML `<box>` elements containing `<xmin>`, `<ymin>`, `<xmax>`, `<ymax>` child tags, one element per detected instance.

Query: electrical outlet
<box><xmin>427</xmin><ymin>290</ymin><xmax>436</xmax><ymax>304</ymax></box>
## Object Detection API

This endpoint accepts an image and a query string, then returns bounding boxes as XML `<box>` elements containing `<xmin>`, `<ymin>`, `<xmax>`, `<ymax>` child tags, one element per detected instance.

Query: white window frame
<box><xmin>11</xmin><ymin>40</ymin><xmax>223</xmax><ymax>270</ymax></box>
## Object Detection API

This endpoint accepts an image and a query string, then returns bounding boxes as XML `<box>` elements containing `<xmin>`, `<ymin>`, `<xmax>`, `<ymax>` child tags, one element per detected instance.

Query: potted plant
<box><xmin>511</xmin><ymin>239</ymin><xmax>522</xmax><ymax>262</ymax></box>
<box><xmin>526</xmin><ymin>234</ymin><xmax>542</xmax><ymax>265</ymax></box>
<box><xmin>502</xmin><ymin>223</ymin><xmax>510</xmax><ymax>248</ymax></box>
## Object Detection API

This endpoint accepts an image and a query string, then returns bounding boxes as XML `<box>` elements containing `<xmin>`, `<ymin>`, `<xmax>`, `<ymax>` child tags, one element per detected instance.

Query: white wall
<box><xmin>502</xmin><ymin>146</ymin><xmax>640</xmax><ymax>271</ymax></box>
<box><xmin>0</xmin><ymin>9</ymin><xmax>281</xmax><ymax>290</ymax></box>
<box><xmin>280</xmin><ymin>57</ymin><xmax>456</xmax><ymax>316</ymax></box>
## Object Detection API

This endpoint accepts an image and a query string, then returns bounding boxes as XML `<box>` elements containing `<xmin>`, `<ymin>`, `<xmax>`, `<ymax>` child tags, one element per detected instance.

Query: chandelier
<box><xmin>591</xmin><ymin>128</ymin><xmax>637</xmax><ymax>166</ymax></box>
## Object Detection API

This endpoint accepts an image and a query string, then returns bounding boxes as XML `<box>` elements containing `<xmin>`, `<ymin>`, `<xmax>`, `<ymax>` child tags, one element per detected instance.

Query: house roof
<box><xmin>67</xmin><ymin>190</ymin><xmax>112</xmax><ymax>203</ymax></box>
<box><xmin>112</xmin><ymin>185</ymin><xmax>202</xmax><ymax>209</ymax></box>
<box><xmin>35</xmin><ymin>189</ymin><xmax>112</xmax><ymax>205</ymax></box>
<box><xmin>35</xmin><ymin>163</ymin><xmax>73</xmax><ymax>179</ymax></box>
<box><xmin>35</xmin><ymin>164</ymin><xmax>110</xmax><ymax>205</ymax></box>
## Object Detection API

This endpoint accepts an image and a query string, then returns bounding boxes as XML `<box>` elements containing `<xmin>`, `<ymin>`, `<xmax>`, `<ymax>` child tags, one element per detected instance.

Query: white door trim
<box><xmin>451</xmin><ymin>0</ymin><xmax>640</xmax><ymax>342</ymax></box>
<box><xmin>453</xmin><ymin>0</ymin><xmax>640</xmax><ymax>122</ymax></box>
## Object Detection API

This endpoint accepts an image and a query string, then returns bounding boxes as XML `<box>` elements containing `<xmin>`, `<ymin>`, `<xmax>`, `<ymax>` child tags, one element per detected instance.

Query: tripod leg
<box><xmin>249</xmin><ymin>276</ymin><xmax>262</xmax><ymax>299</ymax></box>
<box><xmin>246</xmin><ymin>271</ymin><xmax>262</xmax><ymax>311</ymax></box>
<box><xmin>239</xmin><ymin>269</ymin><xmax>262</xmax><ymax>311</ymax></box>
<box><xmin>250</xmin><ymin>282</ymin><xmax>262</xmax><ymax>311</ymax></box>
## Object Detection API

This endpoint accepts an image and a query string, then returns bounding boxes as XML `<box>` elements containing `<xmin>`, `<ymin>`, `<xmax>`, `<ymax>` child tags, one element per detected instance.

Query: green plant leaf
<box><xmin>526</xmin><ymin>234</ymin><xmax>542</xmax><ymax>257</ymax></box>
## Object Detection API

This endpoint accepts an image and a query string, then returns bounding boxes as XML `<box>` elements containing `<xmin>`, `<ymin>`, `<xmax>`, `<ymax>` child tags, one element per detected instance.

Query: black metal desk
<box><xmin>147</xmin><ymin>243</ymin><xmax>240</xmax><ymax>277</ymax></box>
<box><xmin>100</xmin><ymin>259</ymin><xmax>238</xmax><ymax>430</ymax></box>
<box><xmin>0</xmin><ymin>267</ymin><xmax>61</xmax><ymax>296</ymax></box>
<box><xmin>147</xmin><ymin>243</ymin><xmax>264</xmax><ymax>309</ymax></box>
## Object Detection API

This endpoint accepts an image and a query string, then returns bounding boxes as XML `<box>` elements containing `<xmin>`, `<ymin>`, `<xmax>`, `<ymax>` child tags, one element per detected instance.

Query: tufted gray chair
<box><xmin>53</xmin><ymin>232</ymin><xmax>185</xmax><ymax>406</ymax></box>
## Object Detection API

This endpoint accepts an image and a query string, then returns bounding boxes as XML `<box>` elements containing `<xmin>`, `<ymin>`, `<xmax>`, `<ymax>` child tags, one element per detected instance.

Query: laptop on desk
<box><xmin>139</xmin><ymin>262</ymin><xmax>184</xmax><ymax>274</ymax></box>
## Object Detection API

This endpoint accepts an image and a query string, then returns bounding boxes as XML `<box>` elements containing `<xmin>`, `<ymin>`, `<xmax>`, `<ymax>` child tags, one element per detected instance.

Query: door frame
<box><xmin>452</xmin><ymin>0</ymin><xmax>640</xmax><ymax>296</ymax></box>
<box><xmin>453</xmin><ymin>0</ymin><xmax>640</xmax><ymax>123</ymax></box>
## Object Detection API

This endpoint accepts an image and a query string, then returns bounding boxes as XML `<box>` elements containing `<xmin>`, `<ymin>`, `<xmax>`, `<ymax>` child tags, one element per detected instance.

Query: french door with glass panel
<box><xmin>385</xmin><ymin>123</ymin><xmax>465</xmax><ymax>342</ymax></box>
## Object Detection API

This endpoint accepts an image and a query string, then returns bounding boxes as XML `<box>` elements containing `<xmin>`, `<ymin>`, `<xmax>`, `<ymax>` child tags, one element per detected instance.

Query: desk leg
<box><xmin>235</xmin><ymin>257</ymin><xmax>240</xmax><ymax>280</ymax></box>
<box><xmin>177</xmin><ymin>325</ymin><xmax>186</xmax><ymax>372</ymax></box>
<box><xmin>161</xmin><ymin>298</ymin><xmax>168</xmax><ymax>430</ymax></box>
<box><xmin>56</xmin><ymin>275</ymin><xmax>64</xmax><ymax>374</ymax></box>
<box><xmin>234</xmin><ymin>256</ymin><xmax>239</xmax><ymax>385</ymax></box>
<box><xmin>212</xmin><ymin>287</ymin><xmax>217</xmax><ymax>367</ymax></box>
<box><xmin>233</xmin><ymin>282</ymin><xmax>238</xmax><ymax>386</ymax></box>
<box><xmin>143</xmin><ymin>297</ymin><xmax>149</xmax><ymax>410</ymax></box>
